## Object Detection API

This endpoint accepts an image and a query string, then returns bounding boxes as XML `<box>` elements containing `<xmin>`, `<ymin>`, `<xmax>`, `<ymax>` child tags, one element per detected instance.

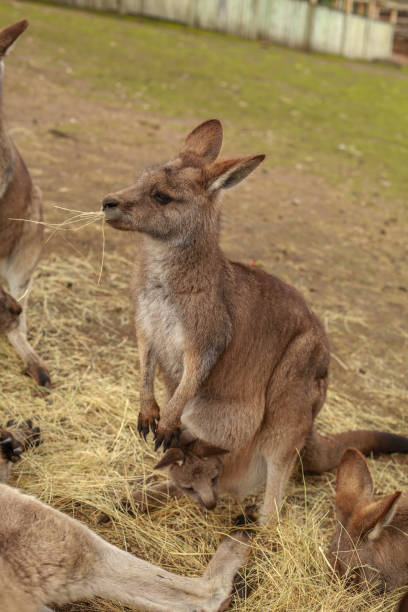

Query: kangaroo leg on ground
<box><xmin>4</xmin><ymin>180</ymin><xmax>50</xmax><ymax>388</ymax></box>
<box><xmin>259</xmin><ymin>382</ymin><xmax>316</xmax><ymax>524</ymax></box>
<box><xmin>5</xmin><ymin>255</ymin><xmax>50</xmax><ymax>386</ymax></box>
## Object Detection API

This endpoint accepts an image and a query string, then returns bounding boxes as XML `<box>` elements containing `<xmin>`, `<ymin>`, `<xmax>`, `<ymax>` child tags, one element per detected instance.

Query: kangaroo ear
<box><xmin>189</xmin><ymin>440</ymin><xmax>229</xmax><ymax>459</ymax></box>
<box><xmin>206</xmin><ymin>155</ymin><xmax>265</xmax><ymax>193</ymax></box>
<box><xmin>154</xmin><ymin>448</ymin><xmax>185</xmax><ymax>470</ymax></box>
<box><xmin>335</xmin><ymin>448</ymin><xmax>374</xmax><ymax>522</ymax></box>
<box><xmin>0</xmin><ymin>20</ymin><xmax>28</xmax><ymax>57</ymax></box>
<box><xmin>180</xmin><ymin>119</ymin><xmax>223</xmax><ymax>164</ymax></box>
<box><xmin>362</xmin><ymin>491</ymin><xmax>402</xmax><ymax>541</ymax></box>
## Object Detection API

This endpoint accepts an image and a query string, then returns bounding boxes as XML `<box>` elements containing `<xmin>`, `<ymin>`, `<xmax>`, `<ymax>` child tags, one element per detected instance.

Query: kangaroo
<box><xmin>0</xmin><ymin>20</ymin><xmax>50</xmax><ymax>386</ymax></box>
<box><xmin>0</xmin><ymin>422</ymin><xmax>250</xmax><ymax>612</ymax></box>
<box><xmin>102</xmin><ymin>119</ymin><xmax>408</xmax><ymax>523</ymax></box>
<box><xmin>328</xmin><ymin>447</ymin><xmax>408</xmax><ymax>592</ymax></box>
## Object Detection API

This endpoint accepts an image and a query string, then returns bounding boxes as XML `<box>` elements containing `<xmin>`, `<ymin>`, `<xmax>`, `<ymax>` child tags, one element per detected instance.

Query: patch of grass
<box><xmin>0</xmin><ymin>0</ymin><xmax>408</xmax><ymax>211</ymax></box>
<box><xmin>1</xmin><ymin>248</ymin><xmax>407</xmax><ymax>612</ymax></box>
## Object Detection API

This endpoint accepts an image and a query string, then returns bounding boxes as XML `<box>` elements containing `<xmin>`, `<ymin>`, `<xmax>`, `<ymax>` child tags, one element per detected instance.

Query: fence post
<box><xmin>305</xmin><ymin>0</ymin><xmax>318</xmax><ymax>51</ymax></box>
<box><xmin>390</xmin><ymin>8</ymin><xmax>398</xmax><ymax>24</ymax></box>
<box><xmin>341</xmin><ymin>0</ymin><xmax>353</xmax><ymax>56</ymax></box>
<box><xmin>367</xmin><ymin>0</ymin><xmax>378</xmax><ymax>19</ymax></box>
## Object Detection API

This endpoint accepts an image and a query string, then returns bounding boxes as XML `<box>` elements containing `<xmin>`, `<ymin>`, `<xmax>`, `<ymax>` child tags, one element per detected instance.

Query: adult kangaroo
<box><xmin>0</xmin><ymin>20</ymin><xmax>50</xmax><ymax>386</ymax></box>
<box><xmin>102</xmin><ymin>119</ymin><xmax>408</xmax><ymax>523</ymax></box>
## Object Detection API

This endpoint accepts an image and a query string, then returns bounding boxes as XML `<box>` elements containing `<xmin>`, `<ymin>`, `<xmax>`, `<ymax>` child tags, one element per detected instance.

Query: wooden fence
<box><xmin>50</xmin><ymin>0</ymin><xmax>394</xmax><ymax>59</ymax></box>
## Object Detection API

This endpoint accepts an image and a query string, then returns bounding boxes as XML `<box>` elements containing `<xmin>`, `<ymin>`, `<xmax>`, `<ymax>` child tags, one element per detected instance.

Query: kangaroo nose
<box><xmin>102</xmin><ymin>197</ymin><xmax>120</xmax><ymax>210</ymax></box>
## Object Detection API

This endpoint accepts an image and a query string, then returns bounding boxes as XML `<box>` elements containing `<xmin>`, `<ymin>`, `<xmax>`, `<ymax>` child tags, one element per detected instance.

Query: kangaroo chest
<box><xmin>137</xmin><ymin>285</ymin><xmax>185</xmax><ymax>382</ymax></box>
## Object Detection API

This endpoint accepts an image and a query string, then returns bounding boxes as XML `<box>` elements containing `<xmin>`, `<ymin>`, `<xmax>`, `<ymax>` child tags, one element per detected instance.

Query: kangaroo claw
<box><xmin>138</xmin><ymin>413</ymin><xmax>159</xmax><ymax>441</ymax></box>
<box><xmin>137</xmin><ymin>415</ymin><xmax>150</xmax><ymax>440</ymax></box>
<box><xmin>154</xmin><ymin>434</ymin><xmax>164</xmax><ymax>452</ymax></box>
<box><xmin>0</xmin><ymin>434</ymin><xmax>24</xmax><ymax>463</ymax></box>
<box><xmin>0</xmin><ymin>419</ymin><xmax>41</xmax><ymax>459</ymax></box>
<box><xmin>154</xmin><ymin>426</ymin><xmax>181</xmax><ymax>452</ymax></box>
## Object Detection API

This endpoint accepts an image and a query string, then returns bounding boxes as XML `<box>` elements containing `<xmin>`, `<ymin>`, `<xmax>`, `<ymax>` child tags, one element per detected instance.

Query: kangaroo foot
<box><xmin>25</xmin><ymin>360</ymin><xmax>51</xmax><ymax>388</ymax></box>
<box><xmin>4</xmin><ymin>419</ymin><xmax>42</xmax><ymax>452</ymax></box>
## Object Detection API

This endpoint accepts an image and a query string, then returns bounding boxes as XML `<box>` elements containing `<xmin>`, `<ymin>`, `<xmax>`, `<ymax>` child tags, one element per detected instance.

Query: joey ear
<box><xmin>189</xmin><ymin>440</ymin><xmax>229</xmax><ymax>459</ymax></box>
<box><xmin>206</xmin><ymin>155</ymin><xmax>265</xmax><ymax>193</ymax></box>
<box><xmin>362</xmin><ymin>491</ymin><xmax>402</xmax><ymax>541</ymax></box>
<box><xmin>0</xmin><ymin>20</ymin><xmax>28</xmax><ymax>57</ymax></box>
<box><xmin>180</xmin><ymin>119</ymin><xmax>223</xmax><ymax>164</ymax></box>
<box><xmin>335</xmin><ymin>448</ymin><xmax>374</xmax><ymax>522</ymax></box>
<box><xmin>154</xmin><ymin>448</ymin><xmax>185</xmax><ymax>470</ymax></box>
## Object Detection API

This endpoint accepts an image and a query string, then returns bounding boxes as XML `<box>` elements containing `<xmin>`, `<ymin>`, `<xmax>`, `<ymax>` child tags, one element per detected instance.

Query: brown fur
<box><xmin>399</xmin><ymin>593</ymin><xmax>408</xmax><ymax>611</ymax></box>
<box><xmin>0</xmin><ymin>20</ymin><xmax>50</xmax><ymax>386</ymax></box>
<box><xmin>102</xmin><ymin>119</ymin><xmax>408</xmax><ymax>523</ymax></box>
<box><xmin>0</xmin><ymin>285</ymin><xmax>21</xmax><ymax>333</ymax></box>
<box><xmin>328</xmin><ymin>448</ymin><xmax>408</xmax><ymax>592</ymax></box>
<box><xmin>0</xmin><ymin>423</ymin><xmax>250</xmax><ymax>612</ymax></box>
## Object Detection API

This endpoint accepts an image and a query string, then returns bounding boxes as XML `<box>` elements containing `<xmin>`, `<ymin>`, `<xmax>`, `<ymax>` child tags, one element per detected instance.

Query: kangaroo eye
<box><xmin>211</xmin><ymin>477</ymin><xmax>218</xmax><ymax>486</ymax></box>
<box><xmin>154</xmin><ymin>191</ymin><xmax>172</xmax><ymax>205</ymax></box>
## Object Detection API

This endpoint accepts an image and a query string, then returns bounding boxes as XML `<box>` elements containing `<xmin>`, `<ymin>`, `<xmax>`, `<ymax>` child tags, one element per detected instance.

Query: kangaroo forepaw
<box><xmin>0</xmin><ymin>429</ymin><xmax>24</xmax><ymax>463</ymax></box>
<box><xmin>154</xmin><ymin>425</ymin><xmax>181</xmax><ymax>452</ymax></box>
<box><xmin>137</xmin><ymin>413</ymin><xmax>159</xmax><ymax>441</ymax></box>
<box><xmin>4</xmin><ymin>419</ymin><xmax>42</xmax><ymax>450</ymax></box>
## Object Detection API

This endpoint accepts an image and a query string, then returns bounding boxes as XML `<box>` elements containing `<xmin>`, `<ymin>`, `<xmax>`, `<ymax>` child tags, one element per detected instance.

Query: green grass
<box><xmin>1</xmin><ymin>0</ymin><xmax>408</xmax><ymax>210</ymax></box>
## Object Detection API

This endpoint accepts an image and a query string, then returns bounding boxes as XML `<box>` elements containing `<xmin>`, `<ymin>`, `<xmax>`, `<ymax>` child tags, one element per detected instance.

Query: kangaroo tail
<box><xmin>301</xmin><ymin>428</ymin><xmax>408</xmax><ymax>474</ymax></box>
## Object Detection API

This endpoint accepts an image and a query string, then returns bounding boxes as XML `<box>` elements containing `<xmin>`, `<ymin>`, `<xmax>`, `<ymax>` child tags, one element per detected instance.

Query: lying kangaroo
<box><xmin>102</xmin><ymin>119</ymin><xmax>408</xmax><ymax>522</ymax></box>
<box><xmin>0</xmin><ymin>20</ymin><xmax>50</xmax><ymax>386</ymax></box>
<box><xmin>0</xmin><ymin>423</ymin><xmax>250</xmax><ymax>612</ymax></box>
<box><xmin>328</xmin><ymin>447</ymin><xmax>408</xmax><ymax>592</ymax></box>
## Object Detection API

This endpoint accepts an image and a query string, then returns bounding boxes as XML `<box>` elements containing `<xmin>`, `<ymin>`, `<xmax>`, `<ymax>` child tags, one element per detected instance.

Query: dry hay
<box><xmin>0</xmin><ymin>222</ymin><xmax>407</xmax><ymax>612</ymax></box>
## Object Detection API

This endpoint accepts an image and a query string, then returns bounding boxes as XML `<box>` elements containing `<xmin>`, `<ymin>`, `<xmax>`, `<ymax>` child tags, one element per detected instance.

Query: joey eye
<box><xmin>211</xmin><ymin>477</ymin><xmax>218</xmax><ymax>486</ymax></box>
<box><xmin>154</xmin><ymin>191</ymin><xmax>172</xmax><ymax>205</ymax></box>
<box><xmin>183</xmin><ymin>486</ymin><xmax>194</xmax><ymax>493</ymax></box>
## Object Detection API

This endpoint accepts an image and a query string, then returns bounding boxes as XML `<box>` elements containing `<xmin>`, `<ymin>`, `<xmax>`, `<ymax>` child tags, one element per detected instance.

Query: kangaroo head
<box><xmin>0</xmin><ymin>287</ymin><xmax>22</xmax><ymax>333</ymax></box>
<box><xmin>328</xmin><ymin>448</ymin><xmax>406</xmax><ymax>591</ymax></box>
<box><xmin>102</xmin><ymin>119</ymin><xmax>265</xmax><ymax>244</ymax></box>
<box><xmin>0</xmin><ymin>20</ymin><xmax>28</xmax><ymax>85</ymax></box>
<box><xmin>154</xmin><ymin>438</ymin><xmax>228</xmax><ymax>510</ymax></box>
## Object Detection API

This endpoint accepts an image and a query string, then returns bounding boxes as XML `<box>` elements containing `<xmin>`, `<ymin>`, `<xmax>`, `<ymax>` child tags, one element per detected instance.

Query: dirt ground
<box><xmin>0</xmin><ymin>2</ymin><xmax>407</xmax><ymax>612</ymax></box>
<box><xmin>10</xmin><ymin>36</ymin><xmax>406</xmax><ymax>419</ymax></box>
